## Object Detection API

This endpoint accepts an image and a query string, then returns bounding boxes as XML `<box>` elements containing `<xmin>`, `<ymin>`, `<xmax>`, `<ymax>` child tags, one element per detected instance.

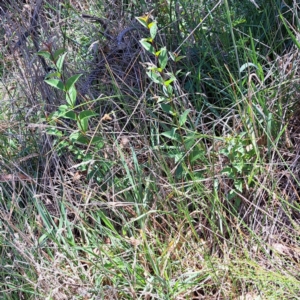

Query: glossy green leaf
<box><xmin>66</xmin><ymin>85</ymin><xmax>77</xmax><ymax>107</ymax></box>
<box><xmin>146</xmin><ymin>70</ymin><xmax>163</xmax><ymax>84</ymax></box>
<box><xmin>221</xmin><ymin>166</ymin><xmax>232</xmax><ymax>175</ymax></box>
<box><xmin>45</xmin><ymin>79</ymin><xmax>64</xmax><ymax>91</ymax></box>
<box><xmin>65</xmin><ymin>74</ymin><xmax>82</xmax><ymax>91</ymax></box>
<box><xmin>135</xmin><ymin>16</ymin><xmax>149</xmax><ymax>28</ymax></box>
<box><xmin>78</xmin><ymin>118</ymin><xmax>88</xmax><ymax>132</ymax></box>
<box><xmin>169</xmin><ymin>52</ymin><xmax>186</xmax><ymax>62</ymax></box>
<box><xmin>56</xmin><ymin>52</ymin><xmax>67</xmax><ymax>73</ymax></box>
<box><xmin>239</xmin><ymin>62</ymin><xmax>258</xmax><ymax>73</ymax></box>
<box><xmin>37</xmin><ymin>51</ymin><xmax>51</xmax><ymax>60</ymax></box>
<box><xmin>76</xmin><ymin>134</ymin><xmax>90</xmax><ymax>144</ymax></box>
<box><xmin>57</xmin><ymin>105</ymin><xmax>68</xmax><ymax>115</ymax></box>
<box><xmin>45</xmin><ymin>71</ymin><xmax>61</xmax><ymax>79</ymax></box>
<box><xmin>53</xmin><ymin>48</ymin><xmax>65</xmax><ymax>61</ymax></box>
<box><xmin>189</xmin><ymin>149</ymin><xmax>205</xmax><ymax>164</ymax></box>
<box><xmin>90</xmin><ymin>136</ymin><xmax>104</xmax><ymax>147</ymax></box>
<box><xmin>169</xmin><ymin>51</ymin><xmax>176</xmax><ymax>61</ymax></box>
<box><xmin>158</xmin><ymin>47</ymin><xmax>167</xmax><ymax>70</ymax></box>
<box><xmin>161</xmin><ymin>128</ymin><xmax>181</xmax><ymax>142</ymax></box>
<box><xmin>179</xmin><ymin>109</ymin><xmax>191</xmax><ymax>127</ymax></box>
<box><xmin>234</xmin><ymin>180</ymin><xmax>243</xmax><ymax>193</ymax></box>
<box><xmin>78</xmin><ymin>110</ymin><xmax>97</xmax><ymax>120</ymax></box>
<box><xmin>160</xmin><ymin>103</ymin><xmax>175</xmax><ymax>115</ymax></box>
<box><xmin>164</xmin><ymin>76</ymin><xmax>176</xmax><ymax>87</ymax></box>
<box><xmin>163</xmin><ymin>84</ymin><xmax>173</xmax><ymax>96</ymax></box>
<box><xmin>148</xmin><ymin>21</ymin><xmax>158</xmax><ymax>39</ymax></box>
<box><xmin>69</xmin><ymin>132</ymin><xmax>80</xmax><ymax>142</ymax></box>
<box><xmin>46</xmin><ymin>127</ymin><xmax>63</xmax><ymax>137</ymax></box>
<box><xmin>77</xmin><ymin>110</ymin><xmax>97</xmax><ymax>132</ymax></box>
<box><xmin>175</xmin><ymin>55</ymin><xmax>186</xmax><ymax>62</ymax></box>
<box><xmin>64</xmin><ymin>111</ymin><xmax>77</xmax><ymax>120</ymax></box>
<box><xmin>140</xmin><ymin>39</ymin><xmax>155</xmax><ymax>54</ymax></box>
<box><xmin>70</xmin><ymin>132</ymin><xmax>89</xmax><ymax>144</ymax></box>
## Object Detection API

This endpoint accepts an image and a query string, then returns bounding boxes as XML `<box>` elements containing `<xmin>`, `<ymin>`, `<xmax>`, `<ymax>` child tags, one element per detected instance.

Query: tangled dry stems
<box><xmin>1</xmin><ymin>0</ymin><xmax>300</xmax><ymax>298</ymax></box>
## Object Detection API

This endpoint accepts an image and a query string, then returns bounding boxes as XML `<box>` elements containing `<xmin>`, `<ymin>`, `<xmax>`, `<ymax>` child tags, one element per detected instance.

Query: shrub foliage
<box><xmin>1</xmin><ymin>0</ymin><xmax>300</xmax><ymax>299</ymax></box>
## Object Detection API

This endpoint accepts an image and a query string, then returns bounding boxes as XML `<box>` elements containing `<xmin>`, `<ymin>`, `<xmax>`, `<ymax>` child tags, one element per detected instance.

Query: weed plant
<box><xmin>1</xmin><ymin>0</ymin><xmax>300</xmax><ymax>299</ymax></box>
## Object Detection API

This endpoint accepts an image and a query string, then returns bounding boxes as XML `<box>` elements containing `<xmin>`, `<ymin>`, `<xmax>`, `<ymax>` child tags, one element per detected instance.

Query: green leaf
<box><xmin>156</xmin><ymin>96</ymin><xmax>166</xmax><ymax>103</ymax></box>
<box><xmin>145</xmin><ymin>63</ymin><xmax>160</xmax><ymax>72</ymax></box>
<box><xmin>175</xmin><ymin>163</ymin><xmax>184</xmax><ymax>179</ymax></box>
<box><xmin>175</xmin><ymin>69</ymin><xmax>182</xmax><ymax>76</ymax></box>
<box><xmin>77</xmin><ymin>110</ymin><xmax>98</xmax><ymax>132</ymax></box>
<box><xmin>76</xmin><ymin>134</ymin><xmax>90</xmax><ymax>144</ymax></box>
<box><xmin>169</xmin><ymin>52</ymin><xmax>185</xmax><ymax>62</ymax></box>
<box><xmin>234</xmin><ymin>180</ymin><xmax>243</xmax><ymax>193</ymax></box>
<box><xmin>70</xmin><ymin>132</ymin><xmax>88</xmax><ymax>144</ymax></box>
<box><xmin>158</xmin><ymin>47</ymin><xmax>168</xmax><ymax>70</ymax></box>
<box><xmin>65</xmin><ymin>74</ymin><xmax>82</xmax><ymax>91</ymax></box>
<box><xmin>233</xmin><ymin>162</ymin><xmax>244</xmax><ymax>174</ymax></box>
<box><xmin>184</xmin><ymin>134</ymin><xmax>197</xmax><ymax>148</ymax></box>
<box><xmin>189</xmin><ymin>149</ymin><xmax>204</xmax><ymax>164</ymax></box>
<box><xmin>160</xmin><ymin>103</ymin><xmax>175</xmax><ymax>115</ymax></box>
<box><xmin>47</xmin><ymin>111</ymin><xmax>58</xmax><ymax>121</ymax></box>
<box><xmin>146</xmin><ymin>70</ymin><xmax>163</xmax><ymax>84</ymax></box>
<box><xmin>155</xmin><ymin>49</ymin><xmax>161</xmax><ymax>57</ymax></box>
<box><xmin>90</xmin><ymin>136</ymin><xmax>104</xmax><ymax>148</ymax></box>
<box><xmin>78</xmin><ymin>118</ymin><xmax>88</xmax><ymax>132</ymax></box>
<box><xmin>239</xmin><ymin>62</ymin><xmax>258</xmax><ymax>73</ymax></box>
<box><xmin>46</xmin><ymin>127</ymin><xmax>63</xmax><ymax>137</ymax></box>
<box><xmin>164</xmin><ymin>74</ymin><xmax>176</xmax><ymax>86</ymax></box>
<box><xmin>38</xmin><ymin>233</ymin><xmax>49</xmax><ymax>245</ymax></box>
<box><xmin>148</xmin><ymin>21</ymin><xmax>158</xmax><ymax>39</ymax></box>
<box><xmin>135</xmin><ymin>16</ymin><xmax>149</xmax><ymax>28</ymax></box>
<box><xmin>78</xmin><ymin>110</ymin><xmax>98</xmax><ymax>120</ymax></box>
<box><xmin>228</xmin><ymin>190</ymin><xmax>237</xmax><ymax>200</ymax></box>
<box><xmin>163</xmin><ymin>84</ymin><xmax>173</xmax><ymax>96</ymax></box>
<box><xmin>45</xmin><ymin>71</ymin><xmax>61</xmax><ymax>79</ymax></box>
<box><xmin>236</xmin><ymin>145</ymin><xmax>245</xmax><ymax>154</ymax></box>
<box><xmin>179</xmin><ymin>109</ymin><xmax>191</xmax><ymax>127</ymax></box>
<box><xmin>169</xmin><ymin>51</ymin><xmax>176</xmax><ymax>61</ymax></box>
<box><xmin>161</xmin><ymin>128</ymin><xmax>181</xmax><ymax>142</ymax></box>
<box><xmin>56</xmin><ymin>52</ymin><xmax>67</xmax><ymax>73</ymax></box>
<box><xmin>175</xmin><ymin>55</ymin><xmax>186</xmax><ymax>62</ymax></box>
<box><xmin>57</xmin><ymin>105</ymin><xmax>68</xmax><ymax>116</ymax></box>
<box><xmin>45</xmin><ymin>79</ymin><xmax>64</xmax><ymax>91</ymax></box>
<box><xmin>66</xmin><ymin>85</ymin><xmax>77</xmax><ymax>107</ymax></box>
<box><xmin>64</xmin><ymin>111</ymin><xmax>77</xmax><ymax>120</ymax></box>
<box><xmin>279</xmin><ymin>13</ymin><xmax>300</xmax><ymax>50</ymax></box>
<box><xmin>37</xmin><ymin>51</ymin><xmax>51</xmax><ymax>60</ymax></box>
<box><xmin>140</xmin><ymin>39</ymin><xmax>155</xmax><ymax>55</ymax></box>
<box><xmin>221</xmin><ymin>166</ymin><xmax>233</xmax><ymax>175</ymax></box>
<box><xmin>97</xmin><ymin>210</ymin><xmax>118</xmax><ymax>232</ymax></box>
<box><xmin>53</xmin><ymin>48</ymin><xmax>65</xmax><ymax>61</ymax></box>
<box><xmin>69</xmin><ymin>132</ymin><xmax>80</xmax><ymax>141</ymax></box>
<box><xmin>171</xmin><ymin>150</ymin><xmax>184</xmax><ymax>163</ymax></box>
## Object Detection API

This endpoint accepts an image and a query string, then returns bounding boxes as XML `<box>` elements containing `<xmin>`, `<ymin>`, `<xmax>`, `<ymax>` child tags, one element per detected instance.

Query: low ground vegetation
<box><xmin>1</xmin><ymin>0</ymin><xmax>300</xmax><ymax>299</ymax></box>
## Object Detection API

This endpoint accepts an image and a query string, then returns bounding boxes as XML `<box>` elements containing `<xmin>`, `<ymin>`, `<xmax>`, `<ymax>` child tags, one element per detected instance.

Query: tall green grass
<box><xmin>0</xmin><ymin>0</ymin><xmax>300</xmax><ymax>299</ymax></box>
